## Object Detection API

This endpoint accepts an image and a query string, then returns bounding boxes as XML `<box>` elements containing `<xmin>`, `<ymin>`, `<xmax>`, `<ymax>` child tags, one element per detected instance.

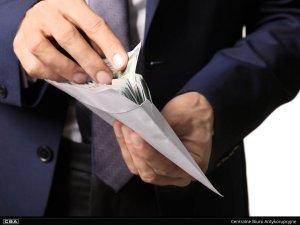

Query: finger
<box><xmin>113</xmin><ymin>121</ymin><xmax>138</xmax><ymax>175</ymax></box>
<box><xmin>141</xmin><ymin>174</ymin><xmax>192</xmax><ymax>187</ymax></box>
<box><xmin>122</xmin><ymin>133</ymin><xmax>192</xmax><ymax>186</ymax></box>
<box><xmin>90</xmin><ymin>40</ymin><xmax>105</xmax><ymax>57</ymax></box>
<box><xmin>14</xmin><ymin>27</ymin><xmax>62</xmax><ymax>81</ymax></box>
<box><xmin>75</xmin><ymin>28</ymin><xmax>105</xmax><ymax>56</ymax></box>
<box><xmin>14</xmin><ymin>42</ymin><xmax>62</xmax><ymax>81</ymax></box>
<box><xmin>24</xmin><ymin>31</ymin><xmax>88</xmax><ymax>83</ymax></box>
<box><xmin>120</xmin><ymin>126</ymin><xmax>158</xmax><ymax>181</ymax></box>
<box><xmin>128</xmin><ymin>130</ymin><xmax>190</xmax><ymax>179</ymax></box>
<box><xmin>61</xmin><ymin>0</ymin><xmax>128</xmax><ymax>70</ymax></box>
<box><xmin>20</xmin><ymin>52</ymin><xmax>62</xmax><ymax>81</ymax></box>
<box><xmin>120</xmin><ymin>126</ymin><xmax>192</xmax><ymax>185</ymax></box>
<box><xmin>181</xmin><ymin>136</ymin><xmax>211</xmax><ymax>173</ymax></box>
<box><xmin>35</xmin><ymin>4</ymin><xmax>112</xmax><ymax>84</ymax></box>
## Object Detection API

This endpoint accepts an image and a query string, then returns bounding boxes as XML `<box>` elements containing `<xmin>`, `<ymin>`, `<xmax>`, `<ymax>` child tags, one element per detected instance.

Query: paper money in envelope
<box><xmin>47</xmin><ymin>43</ymin><xmax>221</xmax><ymax>196</ymax></box>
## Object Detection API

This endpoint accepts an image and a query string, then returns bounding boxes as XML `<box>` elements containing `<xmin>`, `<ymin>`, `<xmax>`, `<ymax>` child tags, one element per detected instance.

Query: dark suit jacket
<box><xmin>0</xmin><ymin>0</ymin><xmax>300</xmax><ymax>216</ymax></box>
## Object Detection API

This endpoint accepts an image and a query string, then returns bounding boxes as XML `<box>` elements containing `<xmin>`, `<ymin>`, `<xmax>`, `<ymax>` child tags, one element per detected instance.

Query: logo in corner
<box><xmin>2</xmin><ymin>219</ymin><xmax>19</xmax><ymax>225</ymax></box>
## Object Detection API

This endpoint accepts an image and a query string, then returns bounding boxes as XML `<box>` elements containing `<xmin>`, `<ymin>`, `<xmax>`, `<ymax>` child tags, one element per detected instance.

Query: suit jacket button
<box><xmin>0</xmin><ymin>85</ymin><xmax>8</xmax><ymax>99</ymax></box>
<box><xmin>37</xmin><ymin>146</ymin><xmax>54</xmax><ymax>163</ymax></box>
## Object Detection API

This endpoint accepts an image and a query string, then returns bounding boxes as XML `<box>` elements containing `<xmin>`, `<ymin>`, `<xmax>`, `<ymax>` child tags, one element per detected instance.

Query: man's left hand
<box><xmin>113</xmin><ymin>92</ymin><xmax>214</xmax><ymax>186</ymax></box>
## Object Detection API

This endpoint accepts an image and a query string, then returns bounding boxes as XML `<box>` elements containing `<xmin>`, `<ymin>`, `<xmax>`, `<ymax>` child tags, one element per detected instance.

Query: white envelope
<box><xmin>47</xmin><ymin>45</ymin><xmax>222</xmax><ymax>196</ymax></box>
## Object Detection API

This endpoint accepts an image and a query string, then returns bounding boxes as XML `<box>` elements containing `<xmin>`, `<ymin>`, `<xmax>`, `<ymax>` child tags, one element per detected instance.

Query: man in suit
<box><xmin>0</xmin><ymin>0</ymin><xmax>300</xmax><ymax>216</ymax></box>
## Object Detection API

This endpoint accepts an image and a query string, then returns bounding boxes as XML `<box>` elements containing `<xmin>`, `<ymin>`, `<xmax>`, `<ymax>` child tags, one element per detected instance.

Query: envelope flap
<box><xmin>47</xmin><ymin>80</ymin><xmax>139</xmax><ymax>113</ymax></box>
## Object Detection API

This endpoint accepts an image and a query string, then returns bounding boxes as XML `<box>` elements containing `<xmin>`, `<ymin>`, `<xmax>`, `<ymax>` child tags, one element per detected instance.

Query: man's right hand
<box><xmin>13</xmin><ymin>0</ymin><xmax>128</xmax><ymax>84</ymax></box>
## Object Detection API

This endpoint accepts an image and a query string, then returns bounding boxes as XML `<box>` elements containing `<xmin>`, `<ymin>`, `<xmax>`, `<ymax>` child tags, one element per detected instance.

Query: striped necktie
<box><xmin>87</xmin><ymin>0</ymin><xmax>132</xmax><ymax>192</ymax></box>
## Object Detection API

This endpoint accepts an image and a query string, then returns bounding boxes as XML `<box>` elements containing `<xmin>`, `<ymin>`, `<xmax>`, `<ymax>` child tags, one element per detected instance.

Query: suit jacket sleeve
<box><xmin>179</xmin><ymin>0</ymin><xmax>300</xmax><ymax>172</ymax></box>
<box><xmin>0</xmin><ymin>0</ymin><xmax>39</xmax><ymax>107</ymax></box>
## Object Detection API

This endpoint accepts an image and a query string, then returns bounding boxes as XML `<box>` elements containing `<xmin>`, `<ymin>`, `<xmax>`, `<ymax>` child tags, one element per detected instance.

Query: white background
<box><xmin>245</xmin><ymin>92</ymin><xmax>300</xmax><ymax>216</ymax></box>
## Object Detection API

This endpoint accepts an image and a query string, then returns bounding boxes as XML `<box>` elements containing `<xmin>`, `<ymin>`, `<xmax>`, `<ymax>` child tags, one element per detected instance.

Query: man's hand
<box><xmin>113</xmin><ymin>92</ymin><xmax>214</xmax><ymax>186</ymax></box>
<box><xmin>13</xmin><ymin>0</ymin><xmax>128</xmax><ymax>84</ymax></box>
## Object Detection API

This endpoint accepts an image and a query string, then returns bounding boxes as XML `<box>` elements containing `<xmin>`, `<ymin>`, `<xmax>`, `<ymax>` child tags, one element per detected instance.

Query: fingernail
<box><xmin>113</xmin><ymin>53</ymin><xmax>125</xmax><ymax>69</ymax></box>
<box><xmin>96</xmin><ymin>71</ymin><xmax>111</xmax><ymax>84</ymax></box>
<box><xmin>113</xmin><ymin>123</ymin><xmax>123</xmax><ymax>138</ymax></box>
<box><xmin>121</xmin><ymin>127</ymin><xmax>131</xmax><ymax>143</ymax></box>
<box><xmin>131</xmin><ymin>134</ymin><xmax>142</xmax><ymax>149</ymax></box>
<box><xmin>71</xmin><ymin>73</ymin><xmax>87</xmax><ymax>83</ymax></box>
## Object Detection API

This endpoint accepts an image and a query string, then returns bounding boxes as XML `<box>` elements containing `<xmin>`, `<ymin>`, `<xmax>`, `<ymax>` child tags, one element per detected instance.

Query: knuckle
<box><xmin>54</xmin><ymin>75</ymin><xmax>66</xmax><ymax>82</ymax></box>
<box><xmin>56</xmin><ymin>26</ymin><xmax>78</xmax><ymax>45</ymax></box>
<box><xmin>29</xmin><ymin>1</ymin><xmax>48</xmax><ymax>17</ymax></box>
<box><xmin>86</xmin><ymin>17</ymin><xmax>106</xmax><ymax>34</ymax></box>
<box><xmin>138</xmin><ymin>148</ymin><xmax>156</xmax><ymax>161</ymax></box>
<box><xmin>145</xmin><ymin>151</ymin><xmax>157</xmax><ymax>161</ymax></box>
<box><xmin>27</xmin><ymin>36</ymin><xmax>45</xmax><ymax>55</ymax></box>
<box><xmin>160</xmin><ymin>162</ymin><xmax>178</xmax><ymax>176</ymax></box>
<box><xmin>192</xmin><ymin>151</ymin><xmax>210</xmax><ymax>173</ymax></box>
<box><xmin>154</xmin><ymin>168</ymin><xmax>169</xmax><ymax>177</ymax></box>
<box><xmin>13</xmin><ymin>38</ymin><xmax>21</xmax><ymax>55</ymax></box>
<box><xmin>29</xmin><ymin>1</ymin><xmax>42</xmax><ymax>13</ymax></box>
<box><xmin>25</xmin><ymin>62</ymin><xmax>42</xmax><ymax>76</ymax></box>
<box><xmin>122</xmin><ymin>153</ymin><xmax>132</xmax><ymax>162</ymax></box>
<box><xmin>197</xmin><ymin>158</ymin><xmax>209</xmax><ymax>173</ymax></box>
<box><xmin>141</xmin><ymin>172</ymin><xmax>157</xmax><ymax>184</ymax></box>
<box><xmin>202</xmin><ymin>164</ymin><xmax>209</xmax><ymax>173</ymax></box>
<box><xmin>128</xmin><ymin>166</ymin><xmax>138</xmax><ymax>175</ymax></box>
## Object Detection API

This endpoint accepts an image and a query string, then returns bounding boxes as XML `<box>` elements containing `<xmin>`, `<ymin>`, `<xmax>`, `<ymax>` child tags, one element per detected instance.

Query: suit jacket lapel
<box><xmin>144</xmin><ymin>0</ymin><xmax>160</xmax><ymax>40</ymax></box>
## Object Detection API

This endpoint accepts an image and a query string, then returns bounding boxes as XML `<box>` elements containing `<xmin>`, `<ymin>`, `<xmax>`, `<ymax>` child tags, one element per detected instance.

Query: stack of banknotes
<box><xmin>88</xmin><ymin>43</ymin><xmax>152</xmax><ymax>105</ymax></box>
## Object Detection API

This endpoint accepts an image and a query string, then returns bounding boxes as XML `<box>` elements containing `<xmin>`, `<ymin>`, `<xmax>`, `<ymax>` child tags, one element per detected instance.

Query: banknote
<box><xmin>96</xmin><ymin>43</ymin><xmax>152</xmax><ymax>104</ymax></box>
